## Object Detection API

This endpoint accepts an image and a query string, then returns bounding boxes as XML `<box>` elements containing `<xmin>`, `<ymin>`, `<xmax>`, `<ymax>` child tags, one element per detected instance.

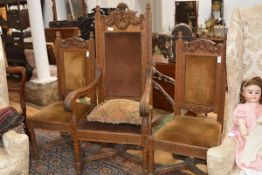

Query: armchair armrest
<box><xmin>152</xmin><ymin>67</ymin><xmax>175</xmax><ymax>110</ymax></box>
<box><xmin>139</xmin><ymin>67</ymin><xmax>153</xmax><ymax>118</ymax></box>
<box><xmin>6</xmin><ymin>66</ymin><xmax>27</xmax><ymax>93</ymax></box>
<box><xmin>207</xmin><ymin>136</ymin><xmax>236</xmax><ymax>175</ymax></box>
<box><xmin>64</xmin><ymin>67</ymin><xmax>102</xmax><ymax>112</ymax></box>
<box><xmin>6</xmin><ymin>66</ymin><xmax>27</xmax><ymax>117</ymax></box>
<box><xmin>153</xmin><ymin>67</ymin><xmax>175</xmax><ymax>85</ymax></box>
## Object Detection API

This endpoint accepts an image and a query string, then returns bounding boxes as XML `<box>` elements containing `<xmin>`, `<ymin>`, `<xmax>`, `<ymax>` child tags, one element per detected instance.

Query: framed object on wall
<box><xmin>52</xmin><ymin>0</ymin><xmax>86</xmax><ymax>21</ymax></box>
<box><xmin>174</xmin><ymin>0</ymin><xmax>198</xmax><ymax>33</ymax></box>
<box><xmin>211</xmin><ymin>0</ymin><xmax>223</xmax><ymax>20</ymax></box>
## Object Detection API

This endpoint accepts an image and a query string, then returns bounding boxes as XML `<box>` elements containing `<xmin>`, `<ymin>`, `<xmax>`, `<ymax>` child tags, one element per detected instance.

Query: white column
<box><xmin>152</xmin><ymin>0</ymin><xmax>163</xmax><ymax>33</ymax></box>
<box><xmin>198</xmin><ymin>0</ymin><xmax>211</xmax><ymax>27</ymax></box>
<box><xmin>55</xmin><ymin>0</ymin><xmax>68</xmax><ymax>20</ymax></box>
<box><xmin>134</xmin><ymin>0</ymin><xmax>146</xmax><ymax>14</ymax></box>
<box><xmin>0</xmin><ymin>37</ymin><xmax>10</xmax><ymax>108</ymax></box>
<box><xmin>43</xmin><ymin>0</ymin><xmax>53</xmax><ymax>27</ymax></box>
<box><xmin>87</xmin><ymin>0</ymin><xmax>135</xmax><ymax>12</ymax></box>
<box><xmin>161</xmin><ymin>0</ymin><xmax>174</xmax><ymax>33</ymax></box>
<box><xmin>27</xmin><ymin>0</ymin><xmax>56</xmax><ymax>84</ymax></box>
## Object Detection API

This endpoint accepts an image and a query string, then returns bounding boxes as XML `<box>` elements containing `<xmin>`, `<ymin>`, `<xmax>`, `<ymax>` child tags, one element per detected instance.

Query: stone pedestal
<box><xmin>25</xmin><ymin>80</ymin><xmax>59</xmax><ymax>106</ymax></box>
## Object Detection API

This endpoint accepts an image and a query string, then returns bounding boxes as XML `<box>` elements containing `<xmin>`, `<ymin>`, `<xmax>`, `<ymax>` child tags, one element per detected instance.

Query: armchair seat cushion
<box><xmin>87</xmin><ymin>99</ymin><xmax>141</xmax><ymax>125</ymax></box>
<box><xmin>29</xmin><ymin>102</ymin><xmax>72</xmax><ymax>123</ymax></box>
<box><xmin>29</xmin><ymin>101</ymin><xmax>91</xmax><ymax>123</ymax></box>
<box><xmin>154</xmin><ymin>116</ymin><xmax>221</xmax><ymax>148</ymax></box>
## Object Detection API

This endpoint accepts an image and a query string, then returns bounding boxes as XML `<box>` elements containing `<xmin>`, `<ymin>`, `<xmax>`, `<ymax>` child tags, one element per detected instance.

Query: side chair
<box><xmin>64</xmin><ymin>3</ymin><xmax>159</xmax><ymax>175</ymax></box>
<box><xmin>26</xmin><ymin>31</ymin><xmax>96</xmax><ymax>158</ymax></box>
<box><xmin>148</xmin><ymin>33</ymin><xmax>227</xmax><ymax>175</ymax></box>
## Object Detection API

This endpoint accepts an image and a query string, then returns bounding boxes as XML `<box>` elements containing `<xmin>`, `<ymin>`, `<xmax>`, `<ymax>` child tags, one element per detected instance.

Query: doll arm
<box><xmin>238</xmin><ymin>118</ymin><xmax>248</xmax><ymax>137</ymax></box>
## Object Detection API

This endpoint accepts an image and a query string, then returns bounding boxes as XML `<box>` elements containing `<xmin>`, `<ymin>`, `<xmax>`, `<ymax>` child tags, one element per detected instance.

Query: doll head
<box><xmin>239</xmin><ymin>76</ymin><xmax>262</xmax><ymax>104</ymax></box>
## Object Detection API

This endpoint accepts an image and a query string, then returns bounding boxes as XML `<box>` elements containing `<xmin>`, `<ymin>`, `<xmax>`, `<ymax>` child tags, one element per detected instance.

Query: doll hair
<box><xmin>239</xmin><ymin>76</ymin><xmax>262</xmax><ymax>104</ymax></box>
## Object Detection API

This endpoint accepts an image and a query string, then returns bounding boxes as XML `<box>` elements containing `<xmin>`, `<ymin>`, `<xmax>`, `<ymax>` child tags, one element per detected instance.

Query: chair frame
<box><xmin>64</xmin><ymin>3</ymin><xmax>153</xmax><ymax>175</ymax></box>
<box><xmin>148</xmin><ymin>33</ymin><xmax>227</xmax><ymax>175</ymax></box>
<box><xmin>6</xmin><ymin>66</ymin><xmax>27</xmax><ymax>117</ymax></box>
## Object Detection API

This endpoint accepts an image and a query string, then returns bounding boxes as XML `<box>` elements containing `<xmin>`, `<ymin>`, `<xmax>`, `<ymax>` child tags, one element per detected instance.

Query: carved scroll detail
<box><xmin>61</xmin><ymin>37</ymin><xmax>88</xmax><ymax>49</ymax></box>
<box><xmin>153</xmin><ymin>67</ymin><xmax>175</xmax><ymax>85</ymax></box>
<box><xmin>184</xmin><ymin>39</ymin><xmax>222</xmax><ymax>53</ymax></box>
<box><xmin>103</xmin><ymin>3</ymin><xmax>144</xmax><ymax>30</ymax></box>
<box><xmin>153</xmin><ymin>81</ymin><xmax>175</xmax><ymax>109</ymax></box>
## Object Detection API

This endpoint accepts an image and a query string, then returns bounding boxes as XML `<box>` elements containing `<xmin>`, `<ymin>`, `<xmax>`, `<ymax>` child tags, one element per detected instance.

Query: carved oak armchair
<box><xmin>64</xmin><ymin>3</ymin><xmax>155</xmax><ymax>175</ymax></box>
<box><xmin>207</xmin><ymin>5</ymin><xmax>262</xmax><ymax>175</ymax></box>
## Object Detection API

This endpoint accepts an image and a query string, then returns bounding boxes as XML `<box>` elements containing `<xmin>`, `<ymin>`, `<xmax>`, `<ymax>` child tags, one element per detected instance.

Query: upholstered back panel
<box><xmin>184</xmin><ymin>55</ymin><xmax>216</xmax><ymax>105</ymax></box>
<box><xmin>104</xmin><ymin>32</ymin><xmax>142</xmax><ymax>99</ymax></box>
<box><xmin>63</xmin><ymin>51</ymin><xmax>86</xmax><ymax>91</ymax></box>
<box><xmin>175</xmin><ymin>37</ymin><xmax>226</xmax><ymax>126</ymax></box>
<box><xmin>56</xmin><ymin>35</ymin><xmax>93</xmax><ymax>100</ymax></box>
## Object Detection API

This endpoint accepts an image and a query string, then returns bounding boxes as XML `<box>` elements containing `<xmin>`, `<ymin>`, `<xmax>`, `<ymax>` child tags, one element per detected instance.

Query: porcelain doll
<box><xmin>229</xmin><ymin>76</ymin><xmax>262</xmax><ymax>175</ymax></box>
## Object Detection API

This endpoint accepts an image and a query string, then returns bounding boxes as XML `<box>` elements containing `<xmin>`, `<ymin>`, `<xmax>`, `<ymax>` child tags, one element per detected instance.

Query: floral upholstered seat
<box><xmin>207</xmin><ymin>4</ymin><xmax>262</xmax><ymax>175</ymax></box>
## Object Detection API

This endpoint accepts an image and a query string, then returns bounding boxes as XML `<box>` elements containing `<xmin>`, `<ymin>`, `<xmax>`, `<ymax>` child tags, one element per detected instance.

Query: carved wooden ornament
<box><xmin>103</xmin><ymin>3</ymin><xmax>144</xmax><ymax>30</ymax></box>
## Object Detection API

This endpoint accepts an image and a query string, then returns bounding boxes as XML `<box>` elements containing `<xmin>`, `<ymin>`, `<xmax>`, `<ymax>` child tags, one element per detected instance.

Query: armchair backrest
<box><xmin>225</xmin><ymin>5</ymin><xmax>262</xmax><ymax>133</ymax></box>
<box><xmin>55</xmin><ymin>32</ymin><xmax>95</xmax><ymax>100</ymax></box>
<box><xmin>175</xmin><ymin>34</ymin><xmax>226</xmax><ymax>126</ymax></box>
<box><xmin>95</xmin><ymin>3</ymin><xmax>152</xmax><ymax>102</ymax></box>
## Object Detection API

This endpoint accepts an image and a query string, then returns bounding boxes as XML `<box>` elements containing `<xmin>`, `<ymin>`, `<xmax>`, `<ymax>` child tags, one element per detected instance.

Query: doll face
<box><xmin>242</xmin><ymin>85</ymin><xmax>261</xmax><ymax>103</ymax></box>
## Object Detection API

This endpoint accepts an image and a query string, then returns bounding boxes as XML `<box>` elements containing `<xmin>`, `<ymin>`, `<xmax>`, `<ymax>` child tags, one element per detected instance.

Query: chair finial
<box><xmin>95</xmin><ymin>5</ymin><xmax>100</xmax><ymax>13</ymax></box>
<box><xmin>178</xmin><ymin>31</ymin><xmax>183</xmax><ymax>39</ymax></box>
<box><xmin>56</xmin><ymin>31</ymin><xmax>61</xmax><ymax>38</ymax></box>
<box><xmin>146</xmin><ymin>3</ymin><xmax>151</xmax><ymax>11</ymax></box>
<box><xmin>116</xmin><ymin>3</ymin><xmax>129</xmax><ymax>12</ymax></box>
<box><xmin>89</xmin><ymin>32</ymin><xmax>94</xmax><ymax>39</ymax></box>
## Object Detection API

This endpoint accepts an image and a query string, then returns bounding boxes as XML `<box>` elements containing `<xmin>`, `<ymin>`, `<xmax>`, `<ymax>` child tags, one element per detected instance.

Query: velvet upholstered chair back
<box><xmin>95</xmin><ymin>3</ymin><xmax>152</xmax><ymax>102</ymax></box>
<box><xmin>175</xmin><ymin>34</ymin><xmax>226</xmax><ymax>126</ymax></box>
<box><xmin>55</xmin><ymin>32</ymin><xmax>95</xmax><ymax>100</ymax></box>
